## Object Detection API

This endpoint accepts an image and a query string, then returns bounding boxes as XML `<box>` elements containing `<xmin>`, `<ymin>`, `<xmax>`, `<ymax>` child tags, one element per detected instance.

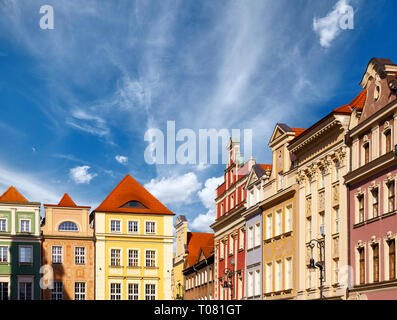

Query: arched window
<box><xmin>58</xmin><ymin>221</ymin><xmax>78</xmax><ymax>231</ymax></box>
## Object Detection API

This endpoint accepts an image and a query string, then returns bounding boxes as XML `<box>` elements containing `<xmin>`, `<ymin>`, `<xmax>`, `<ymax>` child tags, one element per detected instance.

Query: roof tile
<box><xmin>0</xmin><ymin>186</ymin><xmax>28</xmax><ymax>203</ymax></box>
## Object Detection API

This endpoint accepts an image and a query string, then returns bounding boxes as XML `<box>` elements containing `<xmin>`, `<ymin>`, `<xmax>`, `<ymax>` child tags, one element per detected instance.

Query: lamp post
<box><xmin>308</xmin><ymin>232</ymin><xmax>326</xmax><ymax>300</ymax></box>
<box><xmin>176</xmin><ymin>282</ymin><xmax>184</xmax><ymax>300</ymax></box>
<box><xmin>222</xmin><ymin>267</ymin><xmax>236</xmax><ymax>300</ymax></box>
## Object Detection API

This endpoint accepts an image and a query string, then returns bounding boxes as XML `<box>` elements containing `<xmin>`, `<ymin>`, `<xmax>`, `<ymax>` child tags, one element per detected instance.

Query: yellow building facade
<box><xmin>92</xmin><ymin>174</ymin><xmax>174</xmax><ymax>300</ymax></box>
<box><xmin>172</xmin><ymin>215</ymin><xmax>188</xmax><ymax>299</ymax></box>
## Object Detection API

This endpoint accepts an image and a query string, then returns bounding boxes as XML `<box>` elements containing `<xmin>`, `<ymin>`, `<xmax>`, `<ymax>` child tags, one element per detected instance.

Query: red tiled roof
<box><xmin>291</xmin><ymin>128</ymin><xmax>306</xmax><ymax>137</ymax></box>
<box><xmin>0</xmin><ymin>186</ymin><xmax>28</xmax><ymax>203</ymax></box>
<box><xmin>94</xmin><ymin>174</ymin><xmax>174</xmax><ymax>215</ymax></box>
<box><xmin>44</xmin><ymin>193</ymin><xmax>91</xmax><ymax>209</ymax></box>
<box><xmin>259</xmin><ymin>164</ymin><xmax>272</xmax><ymax>171</ymax></box>
<box><xmin>333</xmin><ymin>89</ymin><xmax>367</xmax><ymax>113</ymax></box>
<box><xmin>186</xmin><ymin>232</ymin><xmax>214</xmax><ymax>267</ymax></box>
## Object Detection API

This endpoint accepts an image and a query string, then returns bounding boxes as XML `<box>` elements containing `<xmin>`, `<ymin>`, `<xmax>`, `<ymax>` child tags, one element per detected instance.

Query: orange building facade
<box><xmin>41</xmin><ymin>194</ymin><xmax>95</xmax><ymax>300</ymax></box>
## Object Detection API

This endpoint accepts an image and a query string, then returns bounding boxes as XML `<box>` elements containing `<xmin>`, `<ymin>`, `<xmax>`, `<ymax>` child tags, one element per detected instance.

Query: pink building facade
<box><xmin>345</xmin><ymin>58</ymin><xmax>397</xmax><ymax>300</ymax></box>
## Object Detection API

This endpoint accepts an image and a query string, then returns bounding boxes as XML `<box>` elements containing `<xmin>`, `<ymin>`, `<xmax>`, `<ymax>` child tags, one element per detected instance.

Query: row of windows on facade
<box><xmin>0</xmin><ymin>245</ymin><xmax>34</xmax><ymax>264</ymax></box>
<box><xmin>0</xmin><ymin>219</ymin><xmax>32</xmax><ymax>233</ymax></box>
<box><xmin>357</xmin><ymin>239</ymin><xmax>396</xmax><ymax>285</ymax></box>
<box><xmin>305</xmin><ymin>207</ymin><xmax>340</xmax><ymax>243</ymax></box>
<box><xmin>50</xmin><ymin>246</ymin><xmax>86</xmax><ymax>264</ymax></box>
<box><xmin>218</xmin><ymin>276</ymin><xmax>244</xmax><ymax>300</ymax></box>
<box><xmin>356</xmin><ymin>180</ymin><xmax>395</xmax><ymax>224</ymax></box>
<box><xmin>263</xmin><ymin>258</ymin><xmax>293</xmax><ymax>294</ymax></box>
<box><xmin>110</xmin><ymin>220</ymin><xmax>156</xmax><ymax>234</ymax></box>
<box><xmin>219</xmin><ymin>188</ymin><xmax>245</xmax><ymax>217</ymax></box>
<box><xmin>218</xmin><ymin>229</ymin><xmax>245</xmax><ymax>259</ymax></box>
<box><xmin>305</xmin><ymin>162</ymin><xmax>341</xmax><ymax>196</ymax></box>
<box><xmin>185</xmin><ymin>269</ymin><xmax>212</xmax><ymax>290</ymax></box>
<box><xmin>0</xmin><ymin>281</ymin><xmax>37</xmax><ymax>301</ymax></box>
<box><xmin>264</xmin><ymin>205</ymin><xmax>293</xmax><ymax>240</ymax></box>
<box><xmin>109</xmin><ymin>249</ymin><xmax>156</xmax><ymax>268</ymax></box>
<box><xmin>360</xmin><ymin>127</ymin><xmax>392</xmax><ymax>166</ymax></box>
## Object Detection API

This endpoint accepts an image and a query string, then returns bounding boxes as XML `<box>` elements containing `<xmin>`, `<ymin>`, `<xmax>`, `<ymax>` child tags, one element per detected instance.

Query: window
<box><xmin>320</xmin><ymin>170</ymin><xmax>325</xmax><ymax>189</ymax></box>
<box><xmin>110</xmin><ymin>220</ymin><xmax>121</xmax><ymax>233</ymax></box>
<box><xmin>247</xmin><ymin>272</ymin><xmax>253</xmax><ymax>297</ymax></box>
<box><xmin>254</xmin><ymin>223</ymin><xmax>261</xmax><ymax>247</ymax></box>
<box><xmin>120</xmin><ymin>201</ymin><xmax>147</xmax><ymax>209</ymax></box>
<box><xmin>275</xmin><ymin>260</ymin><xmax>282</xmax><ymax>291</ymax></box>
<box><xmin>389</xmin><ymin>240</ymin><xmax>396</xmax><ymax>280</ymax></box>
<box><xmin>385</xmin><ymin>130</ymin><xmax>392</xmax><ymax>153</ymax></box>
<box><xmin>20</xmin><ymin>220</ymin><xmax>30</xmax><ymax>233</ymax></box>
<box><xmin>221</xmin><ymin>203</ymin><xmax>224</xmax><ymax>216</ymax></box>
<box><xmin>58</xmin><ymin>221</ymin><xmax>78</xmax><ymax>231</ymax></box>
<box><xmin>266</xmin><ymin>263</ymin><xmax>273</xmax><ymax>293</ymax></box>
<box><xmin>285</xmin><ymin>206</ymin><xmax>293</xmax><ymax>233</ymax></box>
<box><xmin>145</xmin><ymin>250</ymin><xmax>155</xmax><ymax>267</ymax></box>
<box><xmin>75</xmin><ymin>247</ymin><xmax>85</xmax><ymax>265</ymax></box>
<box><xmin>278</xmin><ymin>173</ymin><xmax>283</xmax><ymax>191</ymax></box>
<box><xmin>110</xmin><ymin>283</ymin><xmax>121</xmax><ymax>300</ymax></box>
<box><xmin>334</xmin><ymin>162</ymin><xmax>340</xmax><ymax>182</ymax></box>
<box><xmin>266</xmin><ymin>213</ymin><xmax>273</xmax><ymax>239</ymax></box>
<box><xmin>0</xmin><ymin>219</ymin><xmax>6</xmax><ymax>232</ymax></box>
<box><xmin>52</xmin><ymin>246</ymin><xmax>62</xmax><ymax>264</ymax></box>
<box><xmin>74</xmin><ymin>282</ymin><xmax>86</xmax><ymax>300</ymax></box>
<box><xmin>359</xmin><ymin>247</ymin><xmax>365</xmax><ymax>285</ymax></box>
<box><xmin>388</xmin><ymin>181</ymin><xmax>395</xmax><ymax>212</ymax></box>
<box><xmin>128</xmin><ymin>250</ymin><xmax>139</xmax><ymax>267</ymax></box>
<box><xmin>19</xmin><ymin>282</ymin><xmax>32</xmax><ymax>300</ymax></box>
<box><xmin>364</xmin><ymin>143</ymin><xmax>370</xmax><ymax>164</ymax></box>
<box><xmin>51</xmin><ymin>281</ymin><xmax>63</xmax><ymax>300</ymax></box>
<box><xmin>229</xmin><ymin>236</ymin><xmax>233</xmax><ymax>255</ymax></box>
<box><xmin>145</xmin><ymin>284</ymin><xmax>156</xmax><ymax>300</ymax></box>
<box><xmin>247</xmin><ymin>227</ymin><xmax>253</xmax><ymax>249</ymax></box>
<box><xmin>372</xmin><ymin>189</ymin><xmax>379</xmax><ymax>218</ymax></box>
<box><xmin>128</xmin><ymin>283</ymin><xmax>139</xmax><ymax>300</ymax></box>
<box><xmin>0</xmin><ymin>282</ymin><xmax>8</xmax><ymax>300</ymax></box>
<box><xmin>231</xmin><ymin>195</ymin><xmax>234</xmax><ymax>208</ymax></box>
<box><xmin>145</xmin><ymin>221</ymin><xmax>156</xmax><ymax>234</ymax></box>
<box><xmin>373</xmin><ymin>244</ymin><xmax>379</xmax><ymax>282</ymax></box>
<box><xmin>19</xmin><ymin>246</ymin><xmax>33</xmax><ymax>264</ymax></box>
<box><xmin>254</xmin><ymin>270</ymin><xmax>261</xmax><ymax>296</ymax></box>
<box><xmin>306</xmin><ymin>217</ymin><xmax>312</xmax><ymax>242</ymax></box>
<box><xmin>333</xmin><ymin>207</ymin><xmax>339</xmax><ymax>234</ymax></box>
<box><xmin>333</xmin><ymin>259</ymin><xmax>339</xmax><ymax>284</ymax></box>
<box><xmin>110</xmin><ymin>249</ymin><xmax>121</xmax><ymax>267</ymax></box>
<box><xmin>285</xmin><ymin>258</ymin><xmax>292</xmax><ymax>290</ymax></box>
<box><xmin>239</xmin><ymin>229</ymin><xmax>244</xmax><ymax>250</ymax></box>
<box><xmin>220</xmin><ymin>241</ymin><xmax>224</xmax><ymax>259</ymax></box>
<box><xmin>307</xmin><ymin>179</ymin><xmax>312</xmax><ymax>195</ymax></box>
<box><xmin>358</xmin><ymin>195</ymin><xmax>365</xmax><ymax>223</ymax></box>
<box><xmin>0</xmin><ymin>246</ymin><xmax>8</xmax><ymax>263</ymax></box>
<box><xmin>275</xmin><ymin>210</ymin><xmax>282</xmax><ymax>236</ymax></box>
<box><xmin>319</xmin><ymin>212</ymin><xmax>325</xmax><ymax>236</ymax></box>
<box><xmin>128</xmin><ymin>221</ymin><xmax>138</xmax><ymax>233</ymax></box>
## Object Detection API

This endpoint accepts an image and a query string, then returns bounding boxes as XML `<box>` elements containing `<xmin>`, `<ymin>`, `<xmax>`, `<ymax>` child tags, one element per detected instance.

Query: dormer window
<box><xmin>120</xmin><ymin>201</ymin><xmax>148</xmax><ymax>209</ymax></box>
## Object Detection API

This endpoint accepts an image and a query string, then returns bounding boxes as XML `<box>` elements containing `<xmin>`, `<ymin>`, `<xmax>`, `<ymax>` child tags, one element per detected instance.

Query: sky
<box><xmin>0</xmin><ymin>0</ymin><xmax>396</xmax><ymax>233</ymax></box>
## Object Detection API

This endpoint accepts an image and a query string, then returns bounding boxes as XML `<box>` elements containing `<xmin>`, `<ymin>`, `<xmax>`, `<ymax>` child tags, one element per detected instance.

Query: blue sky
<box><xmin>0</xmin><ymin>0</ymin><xmax>396</xmax><ymax>232</ymax></box>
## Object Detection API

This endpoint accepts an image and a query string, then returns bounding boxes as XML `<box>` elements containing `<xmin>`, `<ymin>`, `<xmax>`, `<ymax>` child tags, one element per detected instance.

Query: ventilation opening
<box><xmin>120</xmin><ymin>201</ymin><xmax>148</xmax><ymax>209</ymax></box>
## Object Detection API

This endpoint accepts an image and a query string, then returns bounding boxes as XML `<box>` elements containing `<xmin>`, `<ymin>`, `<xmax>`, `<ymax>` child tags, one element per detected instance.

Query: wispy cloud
<box><xmin>115</xmin><ymin>155</ymin><xmax>128</xmax><ymax>165</ymax></box>
<box><xmin>69</xmin><ymin>166</ymin><xmax>97</xmax><ymax>184</ymax></box>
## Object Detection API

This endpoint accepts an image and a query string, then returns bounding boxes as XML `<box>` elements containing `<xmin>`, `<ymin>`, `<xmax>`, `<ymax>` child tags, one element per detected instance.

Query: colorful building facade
<box><xmin>173</xmin><ymin>215</ymin><xmax>188</xmax><ymax>299</ymax></box>
<box><xmin>92</xmin><ymin>174</ymin><xmax>174</xmax><ymax>300</ymax></box>
<box><xmin>0</xmin><ymin>186</ymin><xmax>41</xmax><ymax>300</ymax></box>
<box><xmin>345</xmin><ymin>58</ymin><xmax>397</xmax><ymax>300</ymax></box>
<box><xmin>41</xmin><ymin>193</ymin><xmax>94</xmax><ymax>300</ymax></box>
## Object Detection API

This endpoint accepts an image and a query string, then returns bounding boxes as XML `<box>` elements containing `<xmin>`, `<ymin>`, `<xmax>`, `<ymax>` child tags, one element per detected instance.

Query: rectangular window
<box><xmin>386</xmin><ymin>130</ymin><xmax>392</xmax><ymax>153</ymax></box>
<box><xmin>372</xmin><ymin>189</ymin><xmax>379</xmax><ymax>218</ymax></box>
<box><xmin>145</xmin><ymin>250</ymin><xmax>155</xmax><ymax>267</ymax></box>
<box><xmin>239</xmin><ymin>229</ymin><xmax>244</xmax><ymax>250</ymax></box>
<box><xmin>0</xmin><ymin>282</ymin><xmax>8</xmax><ymax>300</ymax></box>
<box><xmin>229</xmin><ymin>236</ymin><xmax>233</xmax><ymax>255</ymax></box>
<box><xmin>20</xmin><ymin>220</ymin><xmax>30</xmax><ymax>233</ymax></box>
<box><xmin>254</xmin><ymin>223</ymin><xmax>261</xmax><ymax>247</ymax></box>
<box><xmin>275</xmin><ymin>210</ymin><xmax>282</xmax><ymax>236</ymax></box>
<box><xmin>319</xmin><ymin>212</ymin><xmax>325</xmax><ymax>236</ymax></box>
<box><xmin>128</xmin><ymin>221</ymin><xmax>138</xmax><ymax>233</ymax></box>
<box><xmin>364</xmin><ymin>143</ymin><xmax>370</xmax><ymax>164</ymax></box>
<box><xmin>145</xmin><ymin>284</ymin><xmax>156</xmax><ymax>300</ymax></box>
<box><xmin>128</xmin><ymin>283</ymin><xmax>139</xmax><ymax>300</ymax></box>
<box><xmin>128</xmin><ymin>250</ymin><xmax>139</xmax><ymax>267</ymax></box>
<box><xmin>266</xmin><ymin>213</ymin><xmax>273</xmax><ymax>239</ymax></box>
<box><xmin>75</xmin><ymin>247</ymin><xmax>85</xmax><ymax>265</ymax></box>
<box><xmin>278</xmin><ymin>173</ymin><xmax>283</xmax><ymax>191</ymax></box>
<box><xmin>52</xmin><ymin>246</ymin><xmax>62</xmax><ymax>264</ymax></box>
<box><xmin>110</xmin><ymin>249</ymin><xmax>121</xmax><ymax>267</ymax></box>
<box><xmin>306</xmin><ymin>217</ymin><xmax>312</xmax><ymax>242</ymax></box>
<box><xmin>19</xmin><ymin>282</ymin><xmax>32</xmax><ymax>300</ymax></box>
<box><xmin>373</xmin><ymin>244</ymin><xmax>379</xmax><ymax>282</ymax></box>
<box><xmin>285</xmin><ymin>206</ymin><xmax>293</xmax><ymax>233</ymax></box>
<box><xmin>359</xmin><ymin>248</ymin><xmax>365</xmax><ymax>285</ymax></box>
<box><xmin>110</xmin><ymin>220</ymin><xmax>121</xmax><ymax>232</ymax></box>
<box><xmin>388</xmin><ymin>181</ymin><xmax>395</xmax><ymax>212</ymax></box>
<box><xmin>110</xmin><ymin>283</ymin><xmax>121</xmax><ymax>300</ymax></box>
<box><xmin>220</xmin><ymin>241</ymin><xmax>224</xmax><ymax>259</ymax></box>
<box><xmin>358</xmin><ymin>195</ymin><xmax>365</xmax><ymax>223</ymax></box>
<box><xmin>265</xmin><ymin>263</ymin><xmax>273</xmax><ymax>293</ymax></box>
<box><xmin>248</xmin><ymin>227</ymin><xmax>253</xmax><ymax>249</ymax></box>
<box><xmin>320</xmin><ymin>170</ymin><xmax>325</xmax><ymax>189</ymax></box>
<box><xmin>247</xmin><ymin>272</ymin><xmax>253</xmax><ymax>297</ymax></box>
<box><xmin>51</xmin><ymin>281</ymin><xmax>63</xmax><ymax>300</ymax></box>
<box><xmin>275</xmin><ymin>260</ymin><xmax>282</xmax><ymax>291</ymax></box>
<box><xmin>0</xmin><ymin>219</ymin><xmax>6</xmax><ymax>232</ymax></box>
<box><xmin>389</xmin><ymin>240</ymin><xmax>396</xmax><ymax>280</ymax></box>
<box><xmin>334</xmin><ymin>163</ymin><xmax>340</xmax><ymax>182</ymax></box>
<box><xmin>74</xmin><ymin>282</ymin><xmax>86</xmax><ymax>300</ymax></box>
<box><xmin>0</xmin><ymin>246</ymin><xmax>8</xmax><ymax>263</ymax></box>
<box><xmin>334</xmin><ymin>207</ymin><xmax>339</xmax><ymax>234</ymax></box>
<box><xmin>255</xmin><ymin>270</ymin><xmax>261</xmax><ymax>296</ymax></box>
<box><xmin>334</xmin><ymin>259</ymin><xmax>339</xmax><ymax>284</ymax></box>
<box><xmin>19</xmin><ymin>246</ymin><xmax>33</xmax><ymax>264</ymax></box>
<box><xmin>145</xmin><ymin>222</ymin><xmax>156</xmax><ymax>234</ymax></box>
<box><xmin>285</xmin><ymin>258</ymin><xmax>293</xmax><ymax>290</ymax></box>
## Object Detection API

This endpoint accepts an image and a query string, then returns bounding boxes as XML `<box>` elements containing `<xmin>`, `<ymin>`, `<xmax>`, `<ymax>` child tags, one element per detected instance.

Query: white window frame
<box><xmin>110</xmin><ymin>219</ymin><xmax>121</xmax><ymax>233</ymax></box>
<box><xmin>52</xmin><ymin>246</ymin><xmax>63</xmax><ymax>264</ymax></box>
<box><xmin>74</xmin><ymin>247</ymin><xmax>85</xmax><ymax>265</ymax></box>
<box><xmin>285</xmin><ymin>257</ymin><xmax>293</xmax><ymax>290</ymax></box>
<box><xmin>74</xmin><ymin>282</ymin><xmax>86</xmax><ymax>300</ymax></box>
<box><xmin>128</xmin><ymin>282</ymin><xmax>139</xmax><ymax>300</ymax></box>
<box><xmin>285</xmin><ymin>205</ymin><xmax>293</xmax><ymax>233</ymax></box>
<box><xmin>266</xmin><ymin>213</ymin><xmax>273</xmax><ymax>240</ymax></box>
<box><xmin>145</xmin><ymin>249</ymin><xmax>156</xmax><ymax>268</ymax></box>
<box><xmin>18</xmin><ymin>277</ymin><xmax>33</xmax><ymax>300</ymax></box>
<box><xmin>265</xmin><ymin>262</ymin><xmax>273</xmax><ymax>293</ymax></box>
<box><xmin>110</xmin><ymin>282</ymin><xmax>122</xmax><ymax>300</ymax></box>
<box><xmin>51</xmin><ymin>281</ymin><xmax>63</xmax><ymax>300</ymax></box>
<box><xmin>254</xmin><ymin>223</ymin><xmax>261</xmax><ymax>247</ymax></box>
<box><xmin>19</xmin><ymin>245</ymin><xmax>33</xmax><ymax>264</ymax></box>
<box><xmin>20</xmin><ymin>219</ymin><xmax>31</xmax><ymax>233</ymax></box>
<box><xmin>128</xmin><ymin>249</ymin><xmax>139</xmax><ymax>267</ymax></box>
<box><xmin>275</xmin><ymin>209</ymin><xmax>282</xmax><ymax>236</ymax></box>
<box><xmin>128</xmin><ymin>220</ymin><xmax>139</xmax><ymax>234</ymax></box>
<box><xmin>0</xmin><ymin>246</ymin><xmax>9</xmax><ymax>263</ymax></box>
<box><xmin>247</xmin><ymin>226</ymin><xmax>253</xmax><ymax>250</ymax></box>
<box><xmin>0</xmin><ymin>277</ymin><xmax>10</xmax><ymax>300</ymax></box>
<box><xmin>110</xmin><ymin>248</ymin><xmax>122</xmax><ymax>267</ymax></box>
<box><xmin>145</xmin><ymin>283</ymin><xmax>156</xmax><ymax>300</ymax></box>
<box><xmin>145</xmin><ymin>221</ymin><xmax>156</xmax><ymax>235</ymax></box>
<box><xmin>0</xmin><ymin>218</ymin><xmax>7</xmax><ymax>232</ymax></box>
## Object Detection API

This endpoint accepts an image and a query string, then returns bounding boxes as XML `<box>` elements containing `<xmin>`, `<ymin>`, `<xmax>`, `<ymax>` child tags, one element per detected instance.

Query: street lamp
<box><xmin>222</xmin><ymin>267</ymin><xmax>236</xmax><ymax>300</ymax></box>
<box><xmin>176</xmin><ymin>282</ymin><xmax>184</xmax><ymax>300</ymax></box>
<box><xmin>308</xmin><ymin>232</ymin><xmax>326</xmax><ymax>300</ymax></box>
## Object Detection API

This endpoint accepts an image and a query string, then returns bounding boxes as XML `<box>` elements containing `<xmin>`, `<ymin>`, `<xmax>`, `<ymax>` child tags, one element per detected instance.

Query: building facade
<box><xmin>0</xmin><ymin>186</ymin><xmax>41</xmax><ymax>300</ymax></box>
<box><xmin>244</xmin><ymin>163</ymin><xmax>271</xmax><ymax>300</ymax></box>
<box><xmin>211</xmin><ymin>138</ymin><xmax>254</xmax><ymax>300</ymax></box>
<box><xmin>345</xmin><ymin>58</ymin><xmax>397</xmax><ymax>300</ymax></box>
<box><xmin>92</xmin><ymin>174</ymin><xmax>174</xmax><ymax>300</ymax></box>
<box><xmin>260</xmin><ymin>124</ymin><xmax>304</xmax><ymax>300</ymax></box>
<box><xmin>173</xmin><ymin>215</ymin><xmax>188</xmax><ymax>299</ymax></box>
<box><xmin>41</xmin><ymin>193</ymin><xmax>94</xmax><ymax>300</ymax></box>
<box><xmin>183</xmin><ymin>232</ymin><xmax>214</xmax><ymax>300</ymax></box>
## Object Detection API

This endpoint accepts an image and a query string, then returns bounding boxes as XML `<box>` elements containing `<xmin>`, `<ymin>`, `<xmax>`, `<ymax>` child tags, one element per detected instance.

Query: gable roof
<box><xmin>269</xmin><ymin>123</ymin><xmax>306</xmax><ymax>145</ymax></box>
<box><xmin>185</xmin><ymin>232</ymin><xmax>214</xmax><ymax>267</ymax></box>
<box><xmin>333</xmin><ymin>89</ymin><xmax>367</xmax><ymax>113</ymax></box>
<box><xmin>0</xmin><ymin>186</ymin><xmax>28</xmax><ymax>203</ymax></box>
<box><xmin>44</xmin><ymin>193</ymin><xmax>91</xmax><ymax>209</ymax></box>
<box><xmin>252</xmin><ymin>164</ymin><xmax>272</xmax><ymax>179</ymax></box>
<box><xmin>93</xmin><ymin>174</ymin><xmax>174</xmax><ymax>215</ymax></box>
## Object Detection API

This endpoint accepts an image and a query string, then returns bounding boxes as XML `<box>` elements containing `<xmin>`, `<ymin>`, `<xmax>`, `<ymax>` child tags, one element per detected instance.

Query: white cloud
<box><xmin>69</xmin><ymin>166</ymin><xmax>97</xmax><ymax>184</ymax></box>
<box><xmin>145</xmin><ymin>172</ymin><xmax>201</xmax><ymax>204</ymax></box>
<box><xmin>190</xmin><ymin>208</ymin><xmax>215</xmax><ymax>233</ymax></box>
<box><xmin>115</xmin><ymin>155</ymin><xmax>128</xmax><ymax>165</ymax></box>
<box><xmin>195</xmin><ymin>162</ymin><xmax>211</xmax><ymax>171</ymax></box>
<box><xmin>313</xmin><ymin>0</ymin><xmax>353</xmax><ymax>48</ymax></box>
